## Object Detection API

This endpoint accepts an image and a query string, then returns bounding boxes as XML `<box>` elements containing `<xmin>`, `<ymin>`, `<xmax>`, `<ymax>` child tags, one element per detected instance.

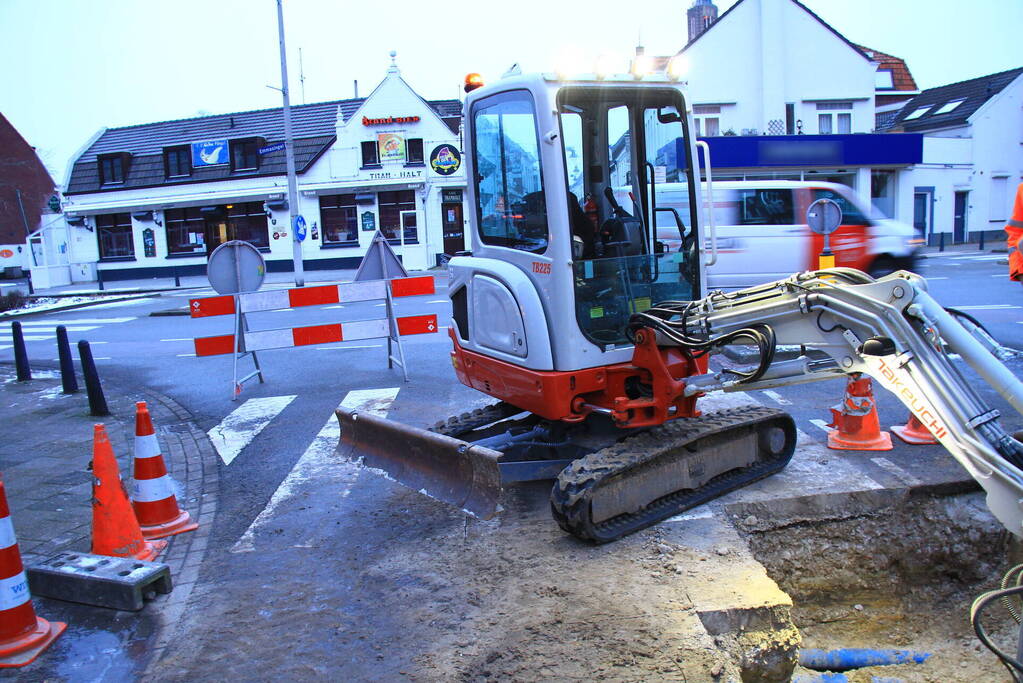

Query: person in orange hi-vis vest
<box><xmin>1008</xmin><ymin>182</ymin><xmax>1023</xmax><ymax>282</ymax></box>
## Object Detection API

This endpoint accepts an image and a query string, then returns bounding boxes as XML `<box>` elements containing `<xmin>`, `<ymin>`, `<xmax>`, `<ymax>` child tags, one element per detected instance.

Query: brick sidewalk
<box><xmin>0</xmin><ymin>364</ymin><xmax>219</xmax><ymax>678</ymax></box>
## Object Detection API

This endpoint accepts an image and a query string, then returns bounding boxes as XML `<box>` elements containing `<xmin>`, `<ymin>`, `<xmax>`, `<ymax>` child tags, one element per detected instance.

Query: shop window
<box><xmin>471</xmin><ymin>90</ymin><xmax>548</xmax><ymax>253</ymax></box>
<box><xmin>378</xmin><ymin>190</ymin><xmax>416</xmax><ymax>244</ymax></box>
<box><xmin>319</xmin><ymin>194</ymin><xmax>359</xmax><ymax>246</ymax></box>
<box><xmin>99</xmin><ymin>154</ymin><xmax>127</xmax><ymax>185</ymax></box>
<box><xmin>96</xmin><ymin>213</ymin><xmax>134</xmax><ymax>259</ymax></box>
<box><xmin>164</xmin><ymin>146</ymin><xmax>191</xmax><ymax>179</ymax></box>
<box><xmin>406</xmin><ymin>138</ymin><xmax>424</xmax><ymax>165</ymax></box>
<box><xmin>230</xmin><ymin>139</ymin><xmax>260</xmax><ymax>172</ymax></box>
<box><xmin>737</xmin><ymin>189</ymin><xmax>794</xmax><ymax>225</ymax></box>
<box><xmin>165</xmin><ymin>207</ymin><xmax>206</xmax><ymax>255</ymax></box>
<box><xmin>226</xmin><ymin>202</ymin><xmax>269</xmax><ymax>247</ymax></box>
<box><xmin>361</xmin><ymin>141</ymin><xmax>380</xmax><ymax>167</ymax></box>
<box><xmin>871</xmin><ymin>170</ymin><xmax>895</xmax><ymax>219</ymax></box>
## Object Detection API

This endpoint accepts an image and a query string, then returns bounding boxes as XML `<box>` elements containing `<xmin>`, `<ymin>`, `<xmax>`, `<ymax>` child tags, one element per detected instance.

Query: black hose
<box><xmin>971</xmin><ymin>583</ymin><xmax>1023</xmax><ymax>681</ymax></box>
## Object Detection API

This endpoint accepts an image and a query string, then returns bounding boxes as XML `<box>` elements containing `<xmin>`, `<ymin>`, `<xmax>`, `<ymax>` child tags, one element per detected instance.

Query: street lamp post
<box><xmin>275</xmin><ymin>0</ymin><xmax>304</xmax><ymax>287</ymax></box>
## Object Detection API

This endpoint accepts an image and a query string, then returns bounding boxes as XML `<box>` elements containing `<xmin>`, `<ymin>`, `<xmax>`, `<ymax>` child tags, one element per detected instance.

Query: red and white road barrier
<box><xmin>189</xmin><ymin>275</ymin><xmax>434</xmax><ymax>318</ymax></box>
<box><xmin>189</xmin><ymin>274</ymin><xmax>440</xmax><ymax>393</ymax></box>
<box><xmin>0</xmin><ymin>474</ymin><xmax>65</xmax><ymax>668</ymax></box>
<box><xmin>131</xmin><ymin>402</ymin><xmax>198</xmax><ymax>539</ymax></box>
<box><xmin>193</xmin><ymin>313</ymin><xmax>438</xmax><ymax>356</ymax></box>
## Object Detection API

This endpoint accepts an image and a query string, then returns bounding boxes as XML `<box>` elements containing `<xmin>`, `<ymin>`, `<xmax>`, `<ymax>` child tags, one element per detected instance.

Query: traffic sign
<box><xmin>293</xmin><ymin>215</ymin><xmax>307</xmax><ymax>242</ymax></box>
<box><xmin>806</xmin><ymin>198</ymin><xmax>842</xmax><ymax>236</ymax></box>
<box><xmin>206</xmin><ymin>240</ymin><xmax>266</xmax><ymax>295</ymax></box>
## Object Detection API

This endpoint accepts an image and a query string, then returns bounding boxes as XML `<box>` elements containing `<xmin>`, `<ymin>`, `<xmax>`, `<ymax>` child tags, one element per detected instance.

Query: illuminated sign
<box><xmin>378</xmin><ymin>133</ymin><xmax>405</xmax><ymax>162</ymax></box>
<box><xmin>191</xmin><ymin>140</ymin><xmax>229</xmax><ymax>167</ymax></box>
<box><xmin>362</xmin><ymin>115</ymin><xmax>420</xmax><ymax>126</ymax></box>
<box><xmin>430</xmin><ymin>145</ymin><xmax>461</xmax><ymax>176</ymax></box>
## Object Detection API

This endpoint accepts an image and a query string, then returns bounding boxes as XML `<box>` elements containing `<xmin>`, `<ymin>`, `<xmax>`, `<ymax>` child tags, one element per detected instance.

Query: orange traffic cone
<box><xmin>131</xmin><ymin>403</ymin><xmax>197</xmax><ymax>539</ymax></box>
<box><xmin>827</xmin><ymin>374</ymin><xmax>893</xmax><ymax>451</ymax></box>
<box><xmin>891</xmin><ymin>414</ymin><xmax>939</xmax><ymax>445</ymax></box>
<box><xmin>91</xmin><ymin>425</ymin><xmax>166</xmax><ymax>561</ymax></box>
<box><xmin>0</xmin><ymin>474</ymin><xmax>66</xmax><ymax>668</ymax></box>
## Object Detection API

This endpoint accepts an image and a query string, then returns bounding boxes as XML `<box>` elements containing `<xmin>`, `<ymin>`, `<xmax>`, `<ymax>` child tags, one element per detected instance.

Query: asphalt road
<box><xmin>2</xmin><ymin>252</ymin><xmax>1020</xmax><ymax>553</ymax></box>
<box><xmin>0</xmin><ymin>252</ymin><xmax>1019</xmax><ymax>677</ymax></box>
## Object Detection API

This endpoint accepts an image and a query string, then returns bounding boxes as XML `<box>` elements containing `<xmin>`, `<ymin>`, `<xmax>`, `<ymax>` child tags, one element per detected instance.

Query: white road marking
<box><xmin>176</xmin><ymin>353</ymin><xmax>196</xmax><ymax>358</ymax></box>
<box><xmin>809</xmin><ymin>418</ymin><xmax>832</xmax><ymax>434</ymax></box>
<box><xmin>161</xmin><ymin>338</ymin><xmax>193</xmax><ymax>342</ymax></box>
<box><xmin>427</xmin><ymin>299</ymin><xmax>448</xmax><ymax>305</ymax></box>
<box><xmin>870</xmin><ymin>457</ymin><xmax>923</xmax><ymax>486</ymax></box>
<box><xmin>951</xmin><ymin>304</ymin><xmax>1021</xmax><ymax>310</ymax></box>
<box><xmin>207</xmin><ymin>395</ymin><xmax>297</xmax><ymax>465</ymax></box>
<box><xmin>762</xmin><ymin>390</ymin><xmax>791</xmax><ymax>405</ymax></box>
<box><xmin>11</xmin><ymin>317</ymin><xmax>134</xmax><ymax>325</ymax></box>
<box><xmin>926</xmin><ymin>276</ymin><xmax>948</xmax><ymax>280</ymax></box>
<box><xmin>2</xmin><ymin>335</ymin><xmax>50</xmax><ymax>341</ymax></box>
<box><xmin>2</xmin><ymin>326</ymin><xmax>97</xmax><ymax>335</ymax></box>
<box><xmin>231</xmin><ymin>387</ymin><xmax>399</xmax><ymax>553</ymax></box>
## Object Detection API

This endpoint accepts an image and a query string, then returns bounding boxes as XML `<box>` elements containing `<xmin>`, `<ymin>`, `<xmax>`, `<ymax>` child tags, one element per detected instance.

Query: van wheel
<box><xmin>867</xmin><ymin>256</ymin><xmax>897</xmax><ymax>278</ymax></box>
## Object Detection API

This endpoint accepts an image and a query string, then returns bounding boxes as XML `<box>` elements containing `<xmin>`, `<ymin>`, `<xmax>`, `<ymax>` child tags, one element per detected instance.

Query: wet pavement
<box><xmin>0</xmin><ymin>366</ymin><xmax>217</xmax><ymax>680</ymax></box>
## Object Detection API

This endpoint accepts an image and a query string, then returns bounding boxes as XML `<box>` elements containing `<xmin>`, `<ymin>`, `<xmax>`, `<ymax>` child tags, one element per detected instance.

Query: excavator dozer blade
<box><xmin>335</xmin><ymin>408</ymin><xmax>505</xmax><ymax>519</ymax></box>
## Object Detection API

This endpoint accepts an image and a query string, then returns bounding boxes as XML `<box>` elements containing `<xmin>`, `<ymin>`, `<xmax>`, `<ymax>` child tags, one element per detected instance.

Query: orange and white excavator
<box><xmin>337</xmin><ymin>68</ymin><xmax>1023</xmax><ymax>544</ymax></box>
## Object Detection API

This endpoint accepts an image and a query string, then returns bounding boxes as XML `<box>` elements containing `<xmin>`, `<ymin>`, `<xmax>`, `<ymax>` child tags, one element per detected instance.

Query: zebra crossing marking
<box><xmin>207</xmin><ymin>395</ymin><xmax>297</xmax><ymax>465</ymax></box>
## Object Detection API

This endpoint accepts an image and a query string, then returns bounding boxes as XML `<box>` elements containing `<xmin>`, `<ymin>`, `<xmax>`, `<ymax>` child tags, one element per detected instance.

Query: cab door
<box><xmin>708</xmin><ymin>187</ymin><xmax>804</xmax><ymax>289</ymax></box>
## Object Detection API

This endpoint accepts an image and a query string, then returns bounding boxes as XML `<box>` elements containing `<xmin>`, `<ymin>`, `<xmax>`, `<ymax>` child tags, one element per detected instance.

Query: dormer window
<box><xmin>164</xmin><ymin>146</ymin><xmax>191</xmax><ymax>178</ymax></box>
<box><xmin>99</xmin><ymin>153</ymin><xmax>129</xmax><ymax>185</ymax></box>
<box><xmin>230</xmin><ymin>138</ymin><xmax>260</xmax><ymax>172</ymax></box>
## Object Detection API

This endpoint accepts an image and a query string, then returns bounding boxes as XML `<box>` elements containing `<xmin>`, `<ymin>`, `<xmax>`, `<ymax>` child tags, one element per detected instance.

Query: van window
<box><xmin>812</xmin><ymin>188</ymin><xmax>869</xmax><ymax>226</ymax></box>
<box><xmin>737</xmin><ymin>189</ymin><xmax>794</xmax><ymax>225</ymax></box>
<box><xmin>472</xmin><ymin>90</ymin><xmax>548</xmax><ymax>253</ymax></box>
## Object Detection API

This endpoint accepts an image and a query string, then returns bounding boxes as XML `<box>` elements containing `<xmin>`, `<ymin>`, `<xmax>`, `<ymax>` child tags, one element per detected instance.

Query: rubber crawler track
<box><xmin>550</xmin><ymin>406</ymin><xmax>796</xmax><ymax>543</ymax></box>
<box><xmin>428</xmin><ymin>402</ymin><xmax>522</xmax><ymax>438</ymax></box>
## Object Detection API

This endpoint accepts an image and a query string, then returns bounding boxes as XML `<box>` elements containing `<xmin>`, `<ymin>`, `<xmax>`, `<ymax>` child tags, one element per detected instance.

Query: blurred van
<box><xmin>651</xmin><ymin>181</ymin><xmax>923</xmax><ymax>290</ymax></box>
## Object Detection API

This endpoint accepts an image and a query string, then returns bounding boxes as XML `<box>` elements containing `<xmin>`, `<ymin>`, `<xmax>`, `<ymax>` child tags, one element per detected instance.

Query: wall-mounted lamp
<box><xmin>131</xmin><ymin>210</ymin><xmax>154</xmax><ymax>221</ymax></box>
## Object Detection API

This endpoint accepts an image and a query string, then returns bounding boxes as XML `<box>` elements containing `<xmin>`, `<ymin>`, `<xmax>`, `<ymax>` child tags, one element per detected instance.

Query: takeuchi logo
<box><xmin>363</xmin><ymin>115</ymin><xmax>420</xmax><ymax>126</ymax></box>
<box><xmin>430</xmin><ymin>145</ymin><xmax>461</xmax><ymax>176</ymax></box>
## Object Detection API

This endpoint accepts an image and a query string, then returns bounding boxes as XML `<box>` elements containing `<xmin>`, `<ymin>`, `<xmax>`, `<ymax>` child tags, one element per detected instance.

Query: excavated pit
<box><xmin>732</xmin><ymin>491</ymin><xmax>1023</xmax><ymax>681</ymax></box>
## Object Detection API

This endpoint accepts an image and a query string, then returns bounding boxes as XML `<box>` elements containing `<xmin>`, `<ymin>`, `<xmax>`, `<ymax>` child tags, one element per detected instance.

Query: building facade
<box><xmin>63</xmin><ymin>60</ymin><xmax>468</xmax><ymax>282</ymax></box>
<box><xmin>886</xmin><ymin>68</ymin><xmax>1023</xmax><ymax>244</ymax></box>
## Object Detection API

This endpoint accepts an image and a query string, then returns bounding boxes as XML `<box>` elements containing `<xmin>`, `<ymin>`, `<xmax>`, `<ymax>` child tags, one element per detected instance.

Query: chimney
<box><xmin>354</xmin><ymin>80</ymin><xmax>359</xmax><ymax>98</ymax></box>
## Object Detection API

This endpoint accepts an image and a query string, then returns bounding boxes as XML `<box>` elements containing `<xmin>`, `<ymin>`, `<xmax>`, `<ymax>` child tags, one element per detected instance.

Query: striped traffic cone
<box><xmin>0</xmin><ymin>474</ymin><xmax>66</xmax><ymax>668</ymax></box>
<box><xmin>131</xmin><ymin>402</ymin><xmax>197</xmax><ymax>540</ymax></box>
<box><xmin>91</xmin><ymin>425</ymin><xmax>166</xmax><ymax>561</ymax></box>
<box><xmin>827</xmin><ymin>374</ymin><xmax>893</xmax><ymax>451</ymax></box>
<box><xmin>891</xmin><ymin>414</ymin><xmax>939</xmax><ymax>445</ymax></box>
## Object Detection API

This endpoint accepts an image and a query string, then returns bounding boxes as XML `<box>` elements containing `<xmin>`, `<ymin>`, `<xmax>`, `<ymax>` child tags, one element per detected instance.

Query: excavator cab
<box><xmin>449</xmin><ymin>73</ymin><xmax>707</xmax><ymax>388</ymax></box>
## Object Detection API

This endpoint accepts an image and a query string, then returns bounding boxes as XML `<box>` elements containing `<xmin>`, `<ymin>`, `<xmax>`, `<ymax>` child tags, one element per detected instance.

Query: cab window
<box><xmin>471</xmin><ymin>91</ymin><xmax>548</xmax><ymax>253</ymax></box>
<box><xmin>812</xmin><ymin>188</ymin><xmax>869</xmax><ymax>226</ymax></box>
<box><xmin>737</xmin><ymin>189</ymin><xmax>794</xmax><ymax>225</ymax></box>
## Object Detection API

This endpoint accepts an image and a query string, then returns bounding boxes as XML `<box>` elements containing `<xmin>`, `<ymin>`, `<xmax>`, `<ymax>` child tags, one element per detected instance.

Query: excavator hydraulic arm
<box><xmin>637</xmin><ymin>268</ymin><xmax>1023</xmax><ymax>536</ymax></box>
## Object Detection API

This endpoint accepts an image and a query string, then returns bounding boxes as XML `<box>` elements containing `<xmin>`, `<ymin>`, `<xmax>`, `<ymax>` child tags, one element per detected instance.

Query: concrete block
<box><xmin>27</xmin><ymin>551</ymin><xmax>172</xmax><ymax>611</ymax></box>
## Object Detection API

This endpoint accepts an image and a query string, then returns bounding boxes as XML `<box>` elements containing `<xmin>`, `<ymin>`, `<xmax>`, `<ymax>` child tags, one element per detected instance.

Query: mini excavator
<box><xmin>337</xmin><ymin>69</ymin><xmax>1023</xmax><ymax>544</ymax></box>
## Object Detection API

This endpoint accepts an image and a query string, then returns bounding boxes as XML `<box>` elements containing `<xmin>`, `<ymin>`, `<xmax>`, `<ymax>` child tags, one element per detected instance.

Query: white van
<box><xmin>651</xmin><ymin>181</ymin><xmax>922</xmax><ymax>290</ymax></box>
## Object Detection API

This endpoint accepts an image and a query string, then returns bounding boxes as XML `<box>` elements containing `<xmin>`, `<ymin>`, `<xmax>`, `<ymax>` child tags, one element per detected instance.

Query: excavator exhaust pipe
<box><xmin>335</xmin><ymin>408</ymin><xmax>505</xmax><ymax>520</ymax></box>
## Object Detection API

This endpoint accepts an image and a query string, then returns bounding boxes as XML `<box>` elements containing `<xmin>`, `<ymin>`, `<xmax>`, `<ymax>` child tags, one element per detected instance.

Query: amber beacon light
<box><xmin>464</xmin><ymin>73</ymin><xmax>485</xmax><ymax>93</ymax></box>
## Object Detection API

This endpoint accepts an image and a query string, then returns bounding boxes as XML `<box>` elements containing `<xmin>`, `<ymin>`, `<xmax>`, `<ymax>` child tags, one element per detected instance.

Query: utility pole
<box><xmin>276</xmin><ymin>0</ymin><xmax>305</xmax><ymax>287</ymax></box>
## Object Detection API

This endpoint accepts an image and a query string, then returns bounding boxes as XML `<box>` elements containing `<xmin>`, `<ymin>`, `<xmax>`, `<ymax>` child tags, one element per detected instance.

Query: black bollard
<box><xmin>78</xmin><ymin>340</ymin><xmax>109</xmax><ymax>416</ymax></box>
<box><xmin>97</xmin><ymin>268</ymin><xmax>104</xmax><ymax>291</ymax></box>
<box><xmin>939</xmin><ymin>231</ymin><xmax>945</xmax><ymax>252</ymax></box>
<box><xmin>979</xmin><ymin>229</ymin><xmax>985</xmax><ymax>251</ymax></box>
<box><xmin>174</xmin><ymin>267</ymin><xmax>180</xmax><ymax>288</ymax></box>
<box><xmin>56</xmin><ymin>326</ymin><xmax>78</xmax><ymax>394</ymax></box>
<box><xmin>12</xmin><ymin>321</ymin><xmax>31</xmax><ymax>381</ymax></box>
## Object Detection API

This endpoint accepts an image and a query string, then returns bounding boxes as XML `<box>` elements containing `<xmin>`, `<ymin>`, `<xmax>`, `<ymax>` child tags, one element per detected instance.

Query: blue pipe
<box><xmin>794</xmin><ymin>676</ymin><xmax>905</xmax><ymax>683</ymax></box>
<box><xmin>799</xmin><ymin>648</ymin><xmax>930</xmax><ymax>671</ymax></box>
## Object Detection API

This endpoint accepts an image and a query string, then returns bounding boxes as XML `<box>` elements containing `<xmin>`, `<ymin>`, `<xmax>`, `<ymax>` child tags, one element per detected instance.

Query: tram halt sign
<box><xmin>293</xmin><ymin>215</ymin><xmax>307</xmax><ymax>242</ymax></box>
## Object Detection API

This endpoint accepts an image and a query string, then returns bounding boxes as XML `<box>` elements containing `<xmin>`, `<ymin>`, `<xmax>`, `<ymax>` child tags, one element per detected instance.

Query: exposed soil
<box><xmin>741</xmin><ymin>491</ymin><xmax>1021</xmax><ymax>682</ymax></box>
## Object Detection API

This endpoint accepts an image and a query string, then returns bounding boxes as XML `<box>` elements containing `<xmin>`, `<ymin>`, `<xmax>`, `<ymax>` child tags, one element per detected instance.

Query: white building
<box><xmin>639</xmin><ymin>0</ymin><xmax>925</xmax><ymax>225</ymax></box>
<box><xmin>62</xmin><ymin>59</ymin><xmax>468</xmax><ymax>282</ymax></box>
<box><xmin>885</xmin><ymin>68</ymin><xmax>1023</xmax><ymax>245</ymax></box>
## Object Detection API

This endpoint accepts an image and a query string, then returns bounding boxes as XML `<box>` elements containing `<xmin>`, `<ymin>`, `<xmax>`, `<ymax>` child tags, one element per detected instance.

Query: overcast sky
<box><xmin>2</xmin><ymin>0</ymin><xmax>1021</xmax><ymax>185</ymax></box>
